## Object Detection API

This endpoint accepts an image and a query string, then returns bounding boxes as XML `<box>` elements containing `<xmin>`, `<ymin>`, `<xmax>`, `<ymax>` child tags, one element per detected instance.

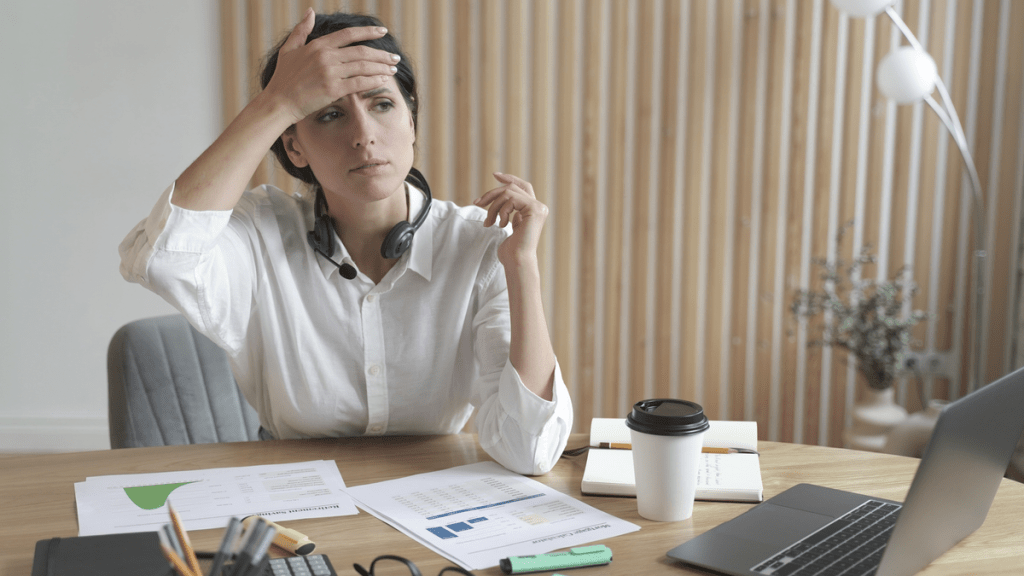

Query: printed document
<box><xmin>345</xmin><ymin>461</ymin><xmax>640</xmax><ymax>571</ymax></box>
<box><xmin>74</xmin><ymin>460</ymin><xmax>357</xmax><ymax>536</ymax></box>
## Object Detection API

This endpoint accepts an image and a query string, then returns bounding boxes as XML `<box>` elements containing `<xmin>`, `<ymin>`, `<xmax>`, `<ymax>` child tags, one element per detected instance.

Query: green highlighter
<box><xmin>499</xmin><ymin>544</ymin><xmax>612</xmax><ymax>574</ymax></box>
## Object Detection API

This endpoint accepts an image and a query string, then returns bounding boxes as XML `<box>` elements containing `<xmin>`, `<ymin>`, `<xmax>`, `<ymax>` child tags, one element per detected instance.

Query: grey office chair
<box><xmin>107</xmin><ymin>315</ymin><xmax>260</xmax><ymax>448</ymax></box>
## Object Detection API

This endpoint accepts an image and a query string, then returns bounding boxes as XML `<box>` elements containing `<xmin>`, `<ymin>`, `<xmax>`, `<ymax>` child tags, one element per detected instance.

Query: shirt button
<box><xmin>368</xmin><ymin>365</ymin><xmax>381</xmax><ymax>376</ymax></box>
<box><xmin>366</xmin><ymin>294</ymin><xmax>376</xmax><ymax>303</ymax></box>
<box><xmin>370</xmin><ymin>425</ymin><xmax>383</xmax><ymax>433</ymax></box>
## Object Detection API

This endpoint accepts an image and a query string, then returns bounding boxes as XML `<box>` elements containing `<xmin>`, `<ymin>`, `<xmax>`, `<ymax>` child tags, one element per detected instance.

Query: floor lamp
<box><xmin>829</xmin><ymin>0</ymin><xmax>986</xmax><ymax>395</ymax></box>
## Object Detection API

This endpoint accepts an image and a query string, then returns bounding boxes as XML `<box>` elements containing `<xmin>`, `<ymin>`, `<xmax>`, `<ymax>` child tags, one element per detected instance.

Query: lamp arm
<box><xmin>885</xmin><ymin>6</ymin><xmax>924</xmax><ymax>51</ymax></box>
<box><xmin>886</xmin><ymin>3</ymin><xmax>987</xmax><ymax>390</ymax></box>
<box><xmin>932</xmin><ymin>74</ymin><xmax>970</xmax><ymax>153</ymax></box>
<box><xmin>922</xmin><ymin>95</ymin><xmax>958</xmax><ymax>141</ymax></box>
<box><xmin>922</xmin><ymin>97</ymin><xmax>984</xmax><ymax>232</ymax></box>
<box><xmin>883</xmin><ymin>6</ymin><xmax>971</xmax><ymax>157</ymax></box>
<box><xmin>925</xmin><ymin>94</ymin><xmax>987</xmax><ymax>392</ymax></box>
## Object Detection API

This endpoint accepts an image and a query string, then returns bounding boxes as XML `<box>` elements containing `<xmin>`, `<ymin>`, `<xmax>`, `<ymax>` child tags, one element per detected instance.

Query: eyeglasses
<box><xmin>353</xmin><ymin>555</ymin><xmax>475</xmax><ymax>576</ymax></box>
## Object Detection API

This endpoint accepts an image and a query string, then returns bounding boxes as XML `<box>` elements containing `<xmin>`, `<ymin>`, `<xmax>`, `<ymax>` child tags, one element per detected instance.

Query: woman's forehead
<box><xmin>328</xmin><ymin>78</ymin><xmax>403</xmax><ymax>107</ymax></box>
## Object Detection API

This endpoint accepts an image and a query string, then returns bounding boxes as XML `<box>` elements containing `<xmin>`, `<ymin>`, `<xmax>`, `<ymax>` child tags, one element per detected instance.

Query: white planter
<box><xmin>844</xmin><ymin>387</ymin><xmax>908</xmax><ymax>452</ymax></box>
<box><xmin>883</xmin><ymin>400</ymin><xmax>949</xmax><ymax>458</ymax></box>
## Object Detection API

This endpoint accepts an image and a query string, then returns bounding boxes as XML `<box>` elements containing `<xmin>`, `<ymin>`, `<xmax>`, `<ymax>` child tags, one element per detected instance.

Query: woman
<box><xmin>119</xmin><ymin>10</ymin><xmax>572</xmax><ymax>475</ymax></box>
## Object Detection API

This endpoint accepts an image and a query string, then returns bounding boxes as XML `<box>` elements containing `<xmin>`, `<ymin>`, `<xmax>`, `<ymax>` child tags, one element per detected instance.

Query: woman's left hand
<box><xmin>475</xmin><ymin>172</ymin><xmax>549</xmax><ymax>267</ymax></box>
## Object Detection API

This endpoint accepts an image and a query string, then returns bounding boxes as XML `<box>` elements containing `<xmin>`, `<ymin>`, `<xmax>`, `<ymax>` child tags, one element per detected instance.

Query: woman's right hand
<box><xmin>262</xmin><ymin>8</ymin><xmax>400</xmax><ymax>124</ymax></box>
<box><xmin>171</xmin><ymin>9</ymin><xmax>398</xmax><ymax>211</ymax></box>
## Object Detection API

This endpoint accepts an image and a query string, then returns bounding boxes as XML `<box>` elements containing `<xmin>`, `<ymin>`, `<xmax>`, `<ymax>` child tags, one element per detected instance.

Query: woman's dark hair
<box><xmin>260</xmin><ymin>13</ymin><xmax>418</xmax><ymax>185</ymax></box>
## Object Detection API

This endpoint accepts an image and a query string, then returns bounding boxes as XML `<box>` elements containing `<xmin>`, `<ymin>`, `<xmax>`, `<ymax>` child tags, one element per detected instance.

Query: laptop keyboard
<box><xmin>751</xmin><ymin>499</ymin><xmax>902</xmax><ymax>576</ymax></box>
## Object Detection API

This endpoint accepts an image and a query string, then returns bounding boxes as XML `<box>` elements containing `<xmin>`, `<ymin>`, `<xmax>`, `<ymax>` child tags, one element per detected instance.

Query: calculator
<box><xmin>266</xmin><ymin>554</ymin><xmax>337</xmax><ymax>576</ymax></box>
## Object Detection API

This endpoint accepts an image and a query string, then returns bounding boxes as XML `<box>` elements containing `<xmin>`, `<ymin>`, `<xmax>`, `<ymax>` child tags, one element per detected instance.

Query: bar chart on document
<box><xmin>74</xmin><ymin>460</ymin><xmax>358</xmax><ymax>536</ymax></box>
<box><xmin>395</xmin><ymin>475</ymin><xmax>553</xmax><ymax>541</ymax></box>
<box><xmin>346</xmin><ymin>462</ymin><xmax>639</xmax><ymax>570</ymax></box>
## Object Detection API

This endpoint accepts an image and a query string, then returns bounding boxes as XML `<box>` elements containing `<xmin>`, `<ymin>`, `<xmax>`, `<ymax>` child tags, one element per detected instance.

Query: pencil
<box><xmin>598</xmin><ymin>442</ymin><xmax>632</xmax><ymax>450</ymax></box>
<box><xmin>598</xmin><ymin>442</ymin><xmax>757</xmax><ymax>454</ymax></box>
<box><xmin>168</xmin><ymin>502</ymin><xmax>202</xmax><ymax>576</ymax></box>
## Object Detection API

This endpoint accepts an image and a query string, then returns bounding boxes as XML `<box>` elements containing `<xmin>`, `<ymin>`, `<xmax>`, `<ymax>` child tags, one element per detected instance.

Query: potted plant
<box><xmin>790</xmin><ymin>223</ymin><xmax>928</xmax><ymax>451</ymax></box>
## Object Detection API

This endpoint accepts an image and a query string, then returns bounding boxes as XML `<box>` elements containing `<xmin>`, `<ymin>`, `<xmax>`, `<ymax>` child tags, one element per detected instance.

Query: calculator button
<box><xmin>307</xmin><ymin>558</ymin><xmax>331</xmax><ymax>576</ymax></box>
<box><xmin>263</xmin><ymin>554</ymin><xmax>336</xmax><ymax>576</ymax></box>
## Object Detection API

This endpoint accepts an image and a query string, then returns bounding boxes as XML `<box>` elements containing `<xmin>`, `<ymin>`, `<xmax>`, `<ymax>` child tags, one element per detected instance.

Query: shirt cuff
<box><xmin>497</xmin><ymin>359</ymin><xmax>570</xmax><ymax>436</ymax></box>
<box><xmin>154</xmin><ymin>181</ymin><xmax>235</xmax><ymax>253</ymax></box>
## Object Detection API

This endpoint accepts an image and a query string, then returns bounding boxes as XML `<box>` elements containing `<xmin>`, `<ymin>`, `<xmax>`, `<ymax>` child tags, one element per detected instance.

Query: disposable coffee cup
<box><xmin>626</xmin><ymin>398</ymin><xmax>710</xmax><ymax>521</ymax></box>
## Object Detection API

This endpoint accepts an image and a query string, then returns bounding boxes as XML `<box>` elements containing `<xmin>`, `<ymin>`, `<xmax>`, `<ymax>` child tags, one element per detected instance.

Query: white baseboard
<box><xmin>0</xmin><ymin>416</ymin><xmax>110</xmax><ymax>453</ymax></box>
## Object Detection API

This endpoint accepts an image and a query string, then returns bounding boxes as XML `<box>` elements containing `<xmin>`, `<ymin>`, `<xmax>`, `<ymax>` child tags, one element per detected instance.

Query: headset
<box><xmin>307</xmin><ymin>167</ymin><xmax>433</xmax><ymax>280</ymax></box>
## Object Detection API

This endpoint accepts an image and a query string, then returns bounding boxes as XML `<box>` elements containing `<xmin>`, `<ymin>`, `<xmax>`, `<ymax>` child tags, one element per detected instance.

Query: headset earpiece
<box><xmin>307</xmin><ymin>188</ymin><xmax>335</xmax><ymax>256</ymax></box>
<box><xmin>307</xmin><ymin>213</ymin><xmax>335</xmax><ymax>255</ymax></box>
<box><xmin>381</xmin><ymin>221</ymin><xmax>416</xmax><ymax>259</ymax></box>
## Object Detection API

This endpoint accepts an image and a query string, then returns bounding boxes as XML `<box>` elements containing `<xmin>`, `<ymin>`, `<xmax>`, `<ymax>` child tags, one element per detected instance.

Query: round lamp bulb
<box><xmin>876</xmin><ymin>47</ymin><xmax>938</xmax><ymax>104</ymax></box>
<box><xmin>828</xmin><ymin>0</ymin><xmax>895</xmax><ymax>18</ymax></box>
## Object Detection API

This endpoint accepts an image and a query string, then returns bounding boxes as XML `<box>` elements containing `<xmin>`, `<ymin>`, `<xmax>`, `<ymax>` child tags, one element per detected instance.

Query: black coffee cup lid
<box><xmin>625</xmin><ymin>399</ymin><xmax>710</xmax><ymax>436</ymax></box>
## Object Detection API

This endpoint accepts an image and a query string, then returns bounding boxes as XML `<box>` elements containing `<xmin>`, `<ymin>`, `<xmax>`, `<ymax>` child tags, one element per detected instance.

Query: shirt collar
<box><xmin>406</xmin><ymin>181</ymin><xmax>433</xmax><ymax>282</ymax></box>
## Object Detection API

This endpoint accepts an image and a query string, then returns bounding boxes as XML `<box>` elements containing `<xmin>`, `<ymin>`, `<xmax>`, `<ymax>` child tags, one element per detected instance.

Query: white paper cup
<box><xmin>626</xmin><ymin>399</ymin><xmax>710</xmax><ymax>522</ymax></box>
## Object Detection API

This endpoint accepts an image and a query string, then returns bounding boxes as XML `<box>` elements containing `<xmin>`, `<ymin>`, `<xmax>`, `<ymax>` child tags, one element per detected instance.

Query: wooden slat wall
<box><xmin>221</xmin><ymin>0</ymin><xmax>1024</xmax><ymax>447</ymax></box>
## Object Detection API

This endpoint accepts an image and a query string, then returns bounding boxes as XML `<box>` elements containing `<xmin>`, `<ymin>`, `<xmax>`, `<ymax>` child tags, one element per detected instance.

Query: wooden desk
<box><xmin>1</xmin><ymin>434</ymin><xmax>1021</xmax><ymax>575</ymax></box>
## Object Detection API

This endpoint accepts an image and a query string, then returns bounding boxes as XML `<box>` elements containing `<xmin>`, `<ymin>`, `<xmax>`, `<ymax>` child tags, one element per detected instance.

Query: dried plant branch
<box><xmin>790</xmin><ymin>223</ymin><xmax>929</xmax><ymax>391</ymax></box>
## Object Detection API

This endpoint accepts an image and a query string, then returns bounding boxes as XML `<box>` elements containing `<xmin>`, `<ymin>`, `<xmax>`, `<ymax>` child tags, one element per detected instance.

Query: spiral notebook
<box><xmin>581</xmin><ymin>418</ymin><xmax>763</xmax><ymax>503</ymax></box>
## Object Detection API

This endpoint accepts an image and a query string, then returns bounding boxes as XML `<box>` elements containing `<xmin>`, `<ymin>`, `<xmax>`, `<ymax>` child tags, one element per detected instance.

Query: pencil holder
<box><xmin>216</xmin><ymin>554</ymin><xmax>270</xmax><ymax>576</ymax></box>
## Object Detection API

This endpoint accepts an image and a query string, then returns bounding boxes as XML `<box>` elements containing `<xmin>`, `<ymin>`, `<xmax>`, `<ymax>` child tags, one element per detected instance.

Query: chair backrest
<box><xmin>107</xmin><ymin>315</ymin><xmax>260</xmax><ymax>448</ymax></box>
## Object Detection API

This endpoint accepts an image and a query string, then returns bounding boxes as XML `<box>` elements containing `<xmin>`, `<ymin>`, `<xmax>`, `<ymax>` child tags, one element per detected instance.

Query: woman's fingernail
<box><xmin>378</xmin><ymin>27</ymin><xmax>388</xmax><ymax>35</ymax></box>
<box><xmin>391</xmin><ymin>53</ymin><xmax>401</xmax><ymax>62</ymax></box>
<box><xmin>389</xmin><ymin>66</ymin><xmax>398</xmax><ymax>74</ymax></box>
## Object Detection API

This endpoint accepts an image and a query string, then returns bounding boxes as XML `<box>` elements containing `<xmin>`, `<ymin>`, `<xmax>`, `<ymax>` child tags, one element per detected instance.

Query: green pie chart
<box><xmin>123</xmin><ymin>481</ymin><xmax>198</xmax><ymax>510</ymax></box>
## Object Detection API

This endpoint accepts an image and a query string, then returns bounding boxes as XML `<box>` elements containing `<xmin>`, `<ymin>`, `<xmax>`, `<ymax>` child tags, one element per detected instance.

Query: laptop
<box><xmin>667</xmin><ymin>365</ymin><xmax>1024</xmax><ymax>576</ymax></box>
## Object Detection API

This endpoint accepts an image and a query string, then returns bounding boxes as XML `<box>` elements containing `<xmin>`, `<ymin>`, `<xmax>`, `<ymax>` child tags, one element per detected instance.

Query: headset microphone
<box><xmin>308</xmin><ymin>241</ymin><xmax>358</xmax><ymax>279</ymax></box>
<box><xmin>307</xmin><ymin>168</ymin><xmax>432</xmax><ymax>280</ymax></box>
<box><xmin>338</xmin><ymin>262</ymin><xmax>357</xmax><ymax>280</ymax></box>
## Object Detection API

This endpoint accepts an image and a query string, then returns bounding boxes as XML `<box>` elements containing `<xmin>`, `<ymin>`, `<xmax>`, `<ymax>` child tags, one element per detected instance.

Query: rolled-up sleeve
<box><xmin>470</xmin><ymin>258</ymin><xmax>573</xmax><ymax>476</ymax></box>
<box><xmin>118</xmin><ymin>182</ymin><xmax>257</xmax><ymax>353</ymax></box>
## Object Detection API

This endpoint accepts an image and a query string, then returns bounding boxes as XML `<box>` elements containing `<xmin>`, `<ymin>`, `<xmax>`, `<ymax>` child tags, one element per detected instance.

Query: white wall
<box><xmin>0</xmin><ymin>1</ymin><xmax>221</xmax><ymax>451</ymax></box>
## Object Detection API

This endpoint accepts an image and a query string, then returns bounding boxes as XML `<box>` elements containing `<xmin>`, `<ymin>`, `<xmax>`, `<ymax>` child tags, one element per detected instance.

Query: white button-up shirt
<box><xmin>119</xmin><ymin>182</ymin><xmax>572</xmax><ymax>475</ymax></box>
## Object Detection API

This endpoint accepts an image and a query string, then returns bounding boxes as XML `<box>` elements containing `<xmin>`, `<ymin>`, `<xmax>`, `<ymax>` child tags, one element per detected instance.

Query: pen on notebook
<box><xmin>209</xmin><ymin>517</ymin><xmax>242</xmax><ymax>576</ymax></box>
<box><xmin>168</xmin><ymin>502</ymin><xmax>203</xmax><ymax>576</ymax></box>
<box><xmin>598</xmin><ymin>442</ymin><xmax>757</xmax><ymax>454</ymax></box>
<box><xmin>597</xmin><ymin>442</ymin><xmax>632</xmax><ymax>450</ymax></box>
<box><xmin>702</xmin><ymin>447</ymin><xmax>760</xmax><ymax>454</ymax></box>
<box><xmin>158</xmin><ymin>525</ymin><xmax>196</xmax><ymax>576</ymax></box>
